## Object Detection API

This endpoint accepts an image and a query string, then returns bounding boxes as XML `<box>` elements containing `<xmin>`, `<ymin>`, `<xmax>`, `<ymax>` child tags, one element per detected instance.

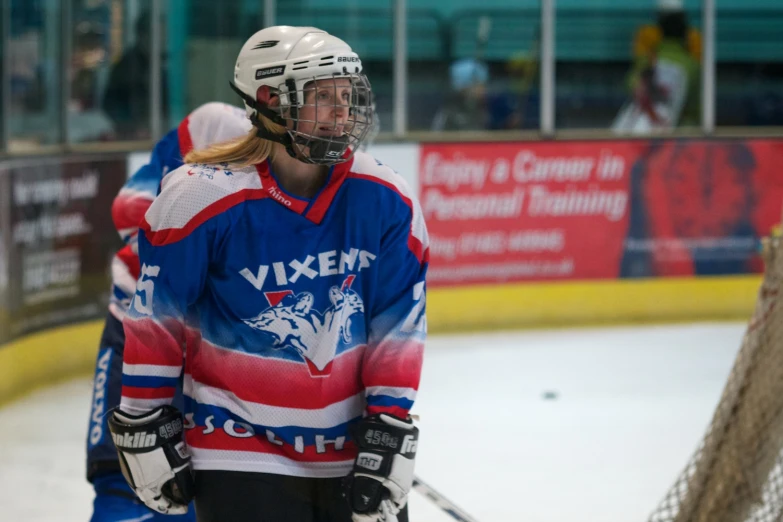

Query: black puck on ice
<box><xmin>542</xmin><ymin>390</ymin><xmax>559</xmax><ymax>400</ymax></box>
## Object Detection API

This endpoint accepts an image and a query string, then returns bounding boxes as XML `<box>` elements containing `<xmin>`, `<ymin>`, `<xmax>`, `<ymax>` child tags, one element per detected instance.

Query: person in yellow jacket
<box><xmin>634</xmin><ymin>0</ymin><xmax>701</xmax><ymax>62</ymax></box>
<box><xmin>613</xmin><ymin>0</ymin><xmax>701</xmax><ymax>133</ymax></box>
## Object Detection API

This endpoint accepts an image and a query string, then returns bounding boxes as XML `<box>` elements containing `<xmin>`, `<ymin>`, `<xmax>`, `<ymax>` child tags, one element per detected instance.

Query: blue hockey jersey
<box><xmin>120</xmin><ymin>152</ymin><xmax>429</xmax><ymax>477</ymax></box>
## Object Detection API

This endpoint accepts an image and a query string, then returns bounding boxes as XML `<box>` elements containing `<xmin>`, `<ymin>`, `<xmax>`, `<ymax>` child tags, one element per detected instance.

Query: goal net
<box><xmin>648</xmin><ymin>223</ymin><xmax>783</xmax><ymax>522</ymax></box>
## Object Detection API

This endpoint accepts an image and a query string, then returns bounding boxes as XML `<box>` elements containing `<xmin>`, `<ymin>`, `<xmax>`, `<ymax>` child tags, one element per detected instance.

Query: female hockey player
<box><xmin>107</xmin><ymin>26</ymin><xmax>428</xmax><ymax>522</ymax></box>
<box><xmin>86</xmin><ymin>101</ymin><xmax>251</xmax><ymax>522</ymax></box>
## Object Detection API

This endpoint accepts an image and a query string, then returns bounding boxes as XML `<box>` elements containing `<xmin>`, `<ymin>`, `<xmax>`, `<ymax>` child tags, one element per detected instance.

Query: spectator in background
<box><xmin>612</xmin><ymin>0</ymin><xmax>701</xmax><ymax>134</ymax></box>
<box><xmin>431</xmin><ymin>58</ymin><xmax>488</xmax><ymax>131</ymax></box>
<box><xmin>486</xmin><ymin>50</ymin><xmax>539</xmax><ymax>130</ymax></box>
<box><xmin>9</xmin><ymin>28</ymin><xmax>44</xmax><ymax>114</ymax></box>
<box><xmin>634</xmin><ymin>0</ymin><xmax>701</xmax><ymax>63</ymax></box>
<box><xmin>70</xmin><ymin>21</ymin><xmax>115</xmax><ymax>142</ymax></box>
<box><xmin>102</xmin><ymin>10</ymin><xmax>168</xmax><ymax>140</ymax></box>
<box><xmin>71</xmin><ymin>22</ymin><xmax>106</xmax><ymax>110</ymax></box>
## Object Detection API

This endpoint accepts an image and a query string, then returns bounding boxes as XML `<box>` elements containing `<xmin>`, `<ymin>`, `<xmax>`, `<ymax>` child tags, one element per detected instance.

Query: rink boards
<box><xmin>0</xmin><ymin>274</ymin><xmax>761</xmax><ymax>406</ymax></box>
<box><xmin>1</xmin><ymin>139</ymin><xmax>778</xmax><ymax>405</ymax></box>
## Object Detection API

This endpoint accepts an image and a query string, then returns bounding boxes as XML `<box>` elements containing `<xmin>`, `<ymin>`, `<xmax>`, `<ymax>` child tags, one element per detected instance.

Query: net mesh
<box><xmin>648</xmin><ymin>221</ymin><xmax>783</xmax><ymax>522</ymax></box>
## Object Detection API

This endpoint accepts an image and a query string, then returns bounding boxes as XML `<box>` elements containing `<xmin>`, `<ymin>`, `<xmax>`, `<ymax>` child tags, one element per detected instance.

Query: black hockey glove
<box><xmin>346</xmin><ymin>414</ymin><xmax>418</xmax><ymax>522</ymax></box>
<box><xmin>107</xmin><ymin>405</ymin><xmax>194</xmax><ymax>515</ymax></box>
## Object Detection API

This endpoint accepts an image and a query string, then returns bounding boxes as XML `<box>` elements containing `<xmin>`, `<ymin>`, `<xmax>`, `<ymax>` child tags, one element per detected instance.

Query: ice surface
<box><xmin>0</xmin><ymin>322</ymin><xmax>746</xmax><ymax>522</ymax></box>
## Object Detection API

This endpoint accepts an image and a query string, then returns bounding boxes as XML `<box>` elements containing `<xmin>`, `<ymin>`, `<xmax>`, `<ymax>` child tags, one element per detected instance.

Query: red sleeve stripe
<box><xmin>408</xmin><ymin>236</ymin><xmax>429</xmax><ymax>265</ymax></box>
<box><xmin>116</xmin><ymin>245</ymin><xmax>140</xmax><ymax>280</ymax></box>
<box><xmin>362</xmin><ymin>339</ymin><xmax>424</xmax><ymax>390</ymax></box>
<box><xmin>366</xmin><ymin>405</ymin><xmax>410</xmax><ymax>418</ymax></box>
<box><xmin>364</xmin><ymin>386</ymin><xmax>418</xmax><ymax>401</ymax></box>
<box><xmin>121</xmin><ymin>385</ymin><xmax>176</xmax><ymax>400</ymax></box>
<box><xmin>122</xmin><ymin>317</ymin><xmax>185</xmax><ymax>366</ymax></box>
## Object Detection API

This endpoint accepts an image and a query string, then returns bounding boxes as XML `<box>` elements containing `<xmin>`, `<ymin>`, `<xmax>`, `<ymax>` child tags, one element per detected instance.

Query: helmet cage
<box><xmin>354</xmin><ymin>90</ymin><xmax>379</xmax><ymax>151</ymax></box>
<box><xmin>272</xmin><ymin>72</ymin><xmax>373</xmax><ymax>165</ymax></box>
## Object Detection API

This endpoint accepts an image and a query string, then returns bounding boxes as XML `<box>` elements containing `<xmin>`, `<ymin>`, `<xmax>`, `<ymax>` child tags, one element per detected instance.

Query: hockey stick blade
<box><xmin>412</xmin><ymin>476</ymin><xmax>480</xmax><ymax>522</ymax></box>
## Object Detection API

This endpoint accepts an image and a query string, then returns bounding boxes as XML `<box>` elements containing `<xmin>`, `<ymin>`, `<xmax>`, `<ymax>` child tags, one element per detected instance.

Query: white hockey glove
<box><xmin>347</xmin><ymin>414</ymin><xmax>418</xmax><ymax>522</ymax></box>
<box><xmin>107</xmin><ymin>405</ymin><xmax>194</xmax><ymax>515</ymax></box>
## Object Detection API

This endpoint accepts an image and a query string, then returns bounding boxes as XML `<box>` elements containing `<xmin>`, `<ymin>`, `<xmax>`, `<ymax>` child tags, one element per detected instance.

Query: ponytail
<box><xmin>184</xmin><ymin>114</ymin><xmax>287</xmax><ymax>168</ymax></box>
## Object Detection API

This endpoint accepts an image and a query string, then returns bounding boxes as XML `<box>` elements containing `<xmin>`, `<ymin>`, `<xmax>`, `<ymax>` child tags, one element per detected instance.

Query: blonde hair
<box><xmin>184</xmin><ymin>114</ymin><xmax>287</xmax><ymax>168</ymax></box>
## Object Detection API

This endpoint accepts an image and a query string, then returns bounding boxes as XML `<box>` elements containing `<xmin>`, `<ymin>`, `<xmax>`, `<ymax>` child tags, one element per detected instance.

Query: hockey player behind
<box><xmin>86</xmin><ymin>102</ymin><xmax>252</xmax><ymax>522</ymax></box>
<box><xmin>107</xmin><ymin>26</ymin><xmax>428</xmax><ymax>522</ymax></box>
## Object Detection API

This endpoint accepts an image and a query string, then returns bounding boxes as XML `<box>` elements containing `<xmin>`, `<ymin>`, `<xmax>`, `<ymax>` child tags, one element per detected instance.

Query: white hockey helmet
<box><xmin>230</xmin><ymin>25</ymin><xmax>373</xmax><ymax>165</ymax></box>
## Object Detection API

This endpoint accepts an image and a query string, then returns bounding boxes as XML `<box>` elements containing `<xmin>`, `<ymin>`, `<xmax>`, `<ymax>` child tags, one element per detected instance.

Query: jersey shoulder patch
<box><xmin>142</xmin><ymin>163</ymin><xmax>264</xmax><ymax>245</ymax></box>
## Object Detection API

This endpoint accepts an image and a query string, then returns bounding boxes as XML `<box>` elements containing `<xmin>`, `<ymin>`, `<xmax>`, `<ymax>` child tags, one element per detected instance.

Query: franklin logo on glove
<box><xmin>401</xmin><ymin>435</ymin><xmax>417</xmax><ymax>455</ymax></box>
<box><xmin>112</xmin><ymin>430</ymin><xmax>157</xmax><ymax>449</ymax></box>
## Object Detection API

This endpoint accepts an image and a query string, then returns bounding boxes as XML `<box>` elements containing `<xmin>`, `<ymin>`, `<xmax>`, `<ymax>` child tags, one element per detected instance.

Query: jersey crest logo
<box><xmin>187</xmin><ymin>163</ymin><xmax>232</xmax><ymax>179</ymax></box>
<box><xmin>242</xmin><ymin>276</ymin><xmax>364</xmax><ymax>377</ymax></box>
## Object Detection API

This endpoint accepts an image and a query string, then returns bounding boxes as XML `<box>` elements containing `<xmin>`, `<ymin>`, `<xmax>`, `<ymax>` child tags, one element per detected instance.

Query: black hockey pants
<box><xmin>194</xmin><ymin>470</ymin><xmax>409</xmax><ymax>522</ymax></box>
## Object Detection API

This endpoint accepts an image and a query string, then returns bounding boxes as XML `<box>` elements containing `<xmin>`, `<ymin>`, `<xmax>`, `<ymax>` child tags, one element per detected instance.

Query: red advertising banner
<box><xmin>420</xmin><ymin>139</ymin><xmax>783</xmax><ymax>287</ymax></box>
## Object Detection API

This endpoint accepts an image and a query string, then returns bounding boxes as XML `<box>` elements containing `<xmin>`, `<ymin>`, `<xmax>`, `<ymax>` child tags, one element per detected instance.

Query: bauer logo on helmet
<box><xmin>255</xmin><ymin>66</ymin><xmax>286</xmax><ymax>80</ymax></box>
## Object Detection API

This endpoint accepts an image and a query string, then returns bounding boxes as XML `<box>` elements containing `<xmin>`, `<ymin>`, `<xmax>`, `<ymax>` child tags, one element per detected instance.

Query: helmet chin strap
<box><xmin>228</xmin><ymin>81</ymin><xmax>299</xmax><ymax>159</ymax></box>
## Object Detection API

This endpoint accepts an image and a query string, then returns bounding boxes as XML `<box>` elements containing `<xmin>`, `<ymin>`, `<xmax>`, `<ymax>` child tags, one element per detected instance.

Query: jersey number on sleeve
<box><xmin>400</xmin><ymin>281</ymin><xmax>426</xmax><ymax>334</ymax></box>
<box><xmin>133</xmin><ymin>264</ymin><xmax>161</xmax><ymax>316</ymax></box>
